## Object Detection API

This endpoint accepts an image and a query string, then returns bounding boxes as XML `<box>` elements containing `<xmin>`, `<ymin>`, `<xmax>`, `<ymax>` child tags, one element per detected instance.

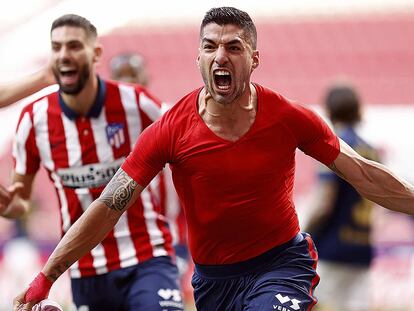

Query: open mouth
<box><xmin>214</xmin><ymin>70</ymin><xmax>232</xmax><ymax>91</ymax></box>
<box><xmin>59</xmin><ymin>67</ymin><xmax>78</xmax><ymax>85</ymax></box>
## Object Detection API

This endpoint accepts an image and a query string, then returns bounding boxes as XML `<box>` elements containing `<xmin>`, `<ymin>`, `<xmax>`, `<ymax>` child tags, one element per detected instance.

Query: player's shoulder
<box><xmin>20</xmin><ymin>90</ymin><xmax>58</xmax><ymax>114</ymax></box>
<box><xmin>255</xmin><ymin>83</ymin><xmax>312</xmax><ymax>118</ymax></box>
<box><xmin>160</xmin><ymin>88</ymin><xmax>201</xmax><ymax>122</ymax></box>
<box><xmin>105</xmin><ymin>78</ymin><xmax>148</xmax><ymax>93</ymax></box>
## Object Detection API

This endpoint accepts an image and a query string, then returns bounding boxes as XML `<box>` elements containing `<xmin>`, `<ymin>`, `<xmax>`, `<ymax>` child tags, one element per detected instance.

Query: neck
<box><xmin>201</xmin><ymin>84</ymin><xmax>256</xmax><ymax>118</ymax></box>
<box><xmin>61</xmin><ymin>75</ymin><xmax>99</xmax><ymax>116</ymax></box>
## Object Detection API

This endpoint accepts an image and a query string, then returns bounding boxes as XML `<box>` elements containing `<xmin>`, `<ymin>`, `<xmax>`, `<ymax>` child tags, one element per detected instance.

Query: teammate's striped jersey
<box><xmin>12</xmin><ymin>78</ymin><xmax>173</xmax><ymax>278</ymax></box>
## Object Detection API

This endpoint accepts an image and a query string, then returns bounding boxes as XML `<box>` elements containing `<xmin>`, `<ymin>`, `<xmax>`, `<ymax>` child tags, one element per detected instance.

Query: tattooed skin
<box><xmin>98</xmin><ymin>168</ymin><xmax>138</xmax><ymax>211</ymax></box>
<box><xmin>48</xmin><ymin>260</ymin><xmax>70</xmax><ymax>281</ymax></box>
<box><xmin>329</xmin><ymin>162</ymin><xmax>345</xmax><ymax>179</ymax></box>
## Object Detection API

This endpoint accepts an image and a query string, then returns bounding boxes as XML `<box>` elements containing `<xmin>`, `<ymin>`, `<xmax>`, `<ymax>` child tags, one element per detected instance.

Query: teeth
<box><xmin>60</xmin><ymin>67</ymin><xmax>75</xmax><ymax>72</ymax></box>
<box><xmin>215</xmin><ymin>70</ymin><xmax>230</xmax><ymax>76</ymax></box>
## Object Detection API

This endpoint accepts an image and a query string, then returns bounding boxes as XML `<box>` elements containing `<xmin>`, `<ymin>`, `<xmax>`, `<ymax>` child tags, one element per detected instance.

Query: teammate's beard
<box><xmin>54</xmin><ymin>65</ymin><xmax>90</xmax><ymax>95</ymax></box>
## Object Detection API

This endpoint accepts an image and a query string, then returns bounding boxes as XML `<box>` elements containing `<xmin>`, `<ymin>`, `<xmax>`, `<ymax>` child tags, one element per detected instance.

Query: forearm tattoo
<box><xmin>48</xmin><ymin>261</ymin><xmax>70</xmax><ymax>281</ymax></box>
<box><xmin>329</xmin><ymin>162</ymin><xmax>345</xmax><ymax>179</ymax></box>
<box><xmin>98</xmin><ymin>168</ymin><xmax>138</xmax><ymax>211</ymax></box>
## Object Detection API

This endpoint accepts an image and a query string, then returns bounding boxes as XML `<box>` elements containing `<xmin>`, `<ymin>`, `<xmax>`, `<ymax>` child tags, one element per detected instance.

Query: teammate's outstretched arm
<box><xmin>0</xmin><ymin>66</ymin><xmax>55</xmax><ymax>108</ymax></box>
<box><xmin>13</xmin><ymin>168</ymin><xmax>145</xmax><ymax>311</ymax></box>
<box><xmin>330</xmin><ymin>139</ymin><xmax>414</xmax><ymax>215</ymax></box>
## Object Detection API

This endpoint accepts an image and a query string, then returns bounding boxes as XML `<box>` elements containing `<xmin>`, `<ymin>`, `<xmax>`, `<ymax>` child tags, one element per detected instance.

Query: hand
<box><xmin>13</xmin><ymin>290</ymin><xmax>36</xmax><ymax>311</ymax></box>
<box><xmin>13</xmin><ymin>273</ymin><xmax>53</xmax><ymax>311</ymax></box>
<box><xmin>0</xmin><ymin>182</ymin><xmax>24</xmax><ymax>216</ymax></box>
<box><xmin>43</xmin><ymin>61</ymin><xmax>56</xmax><ymax>86</ymax></box>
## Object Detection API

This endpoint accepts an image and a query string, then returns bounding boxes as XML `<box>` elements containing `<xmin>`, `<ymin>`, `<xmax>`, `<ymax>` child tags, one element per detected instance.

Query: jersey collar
<box><xmin>58</xmin><ymin>76</ymin><xmax>106</xmax><ymax>120</ymax></box>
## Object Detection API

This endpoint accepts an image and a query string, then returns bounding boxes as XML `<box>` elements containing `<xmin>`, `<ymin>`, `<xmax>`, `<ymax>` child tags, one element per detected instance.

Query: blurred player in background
<box><xmin>14</xmin><ymin>7</ymin><xmax>414</xmax><ymax>311</ymax></box>
<box><xmin>307</xmin><ymin>83</ymin><xmax>379</xmax><ymax>311</ymax></box>
<box><xmin>110</xmin><ymin>52</ymin><xmax>149</xmax><ymax>86</ymax></box>
<box><xmin>1</xmin><ymin>14</ymin><xmax>183</xmax><ymax>311</ymax></box>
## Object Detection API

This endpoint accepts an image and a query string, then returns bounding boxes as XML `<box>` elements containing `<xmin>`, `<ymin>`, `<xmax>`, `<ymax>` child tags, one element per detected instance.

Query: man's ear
<box><xmin>251</xmin><ymin>50</ymin><xmax>259</xmax><ymax>71</ymax></box>
<box><xmin>93</xmin><ymin>44</ymin><xmax>103</xmax><ymax>63</ymax></box>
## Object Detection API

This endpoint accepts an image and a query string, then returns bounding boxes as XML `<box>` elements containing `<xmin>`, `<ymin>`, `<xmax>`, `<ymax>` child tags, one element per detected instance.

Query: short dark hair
<box><xmin>325</xmin><ymin>84</ymin><xmax>361</xmax><ymax>124</ymax></box>
<box><xmin>51</xmin><ymin>14</ymin><xmax>97</xmax><ymax>39</ymax></box>
<box><xmin>200</xmin><ymin>7</ymin><xmax>257</xmax><ymax>49</ymax></box>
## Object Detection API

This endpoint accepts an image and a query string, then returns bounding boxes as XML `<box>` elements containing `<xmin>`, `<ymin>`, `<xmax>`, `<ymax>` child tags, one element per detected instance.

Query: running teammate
<box><xmin>14</xmin><ymin>7</ymin><xmax>414</xmax><ymax>311</ymax></box>
<box><xmin>2</xmin><ymin>14</ymin><xmax>183</xmax><ymax>311</ymax></box>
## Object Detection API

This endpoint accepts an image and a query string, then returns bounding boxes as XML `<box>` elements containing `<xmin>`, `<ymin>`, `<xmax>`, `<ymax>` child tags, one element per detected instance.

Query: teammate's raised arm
<box><xmin>0</xmin><ymin>66</ymin><xmax>55</xmax><ymax>108</ymax></box>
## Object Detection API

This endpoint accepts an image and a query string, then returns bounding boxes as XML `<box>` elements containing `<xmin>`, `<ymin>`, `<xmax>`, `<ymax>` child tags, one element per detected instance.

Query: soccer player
<box><xmin>13</xmin><ymin>7</ymin><xmax>414</xmax><ymax>311</ymax></box>
<box><xmin>109</xmin><ymin>52</ymin><xmax>149</xmax><ymax>86</ymax></box>
<box><xmin>307</xmin><ymin>83</ymin><xmax>379</xmax><ymax>311</ymax></box>
<box><xmin>2</xmin><ymin>14</ymin><xmax>183</xmax><ymax>311</ymax></box>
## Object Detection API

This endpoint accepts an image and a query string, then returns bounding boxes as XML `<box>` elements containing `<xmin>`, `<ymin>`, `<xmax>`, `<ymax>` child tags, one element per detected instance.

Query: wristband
<box><xmin>24</xmin><ymin>272</ymin><xmax>53</xmax><ymax>303</ymax></box>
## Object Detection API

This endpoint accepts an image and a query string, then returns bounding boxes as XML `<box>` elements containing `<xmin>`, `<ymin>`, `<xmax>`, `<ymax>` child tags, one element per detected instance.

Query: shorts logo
<box><xmin>106</xmin><ymin>123</ymin><xmax>125</xmax><ymax>149</ymax></box>
<box><xmin>157</xmin><ymin>288</ymin><xmax>183</xmax><ymax>309</ymax></box>
<box><xmin>273</xmin><ymin>293</ymin><xmax>301</xmax><ymax>311</ymax></box>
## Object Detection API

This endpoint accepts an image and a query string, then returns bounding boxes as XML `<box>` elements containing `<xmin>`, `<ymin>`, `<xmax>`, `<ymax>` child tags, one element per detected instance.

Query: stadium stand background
<box><xmin>1</xmin><ymin>1</ymin><xmax>414</xmax><ymax>310</ymax></box>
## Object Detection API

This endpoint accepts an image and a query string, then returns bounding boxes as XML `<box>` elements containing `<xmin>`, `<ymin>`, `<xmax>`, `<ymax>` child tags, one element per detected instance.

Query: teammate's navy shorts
<box><xmin>192</xmin><ymin>233</ymin><xmax>319</xmax><ymax>311</ymax></box>
<box><xmin>71</xmin><ymin>256</ymin><xmax>183</xmax><ymax>311</ymax></box>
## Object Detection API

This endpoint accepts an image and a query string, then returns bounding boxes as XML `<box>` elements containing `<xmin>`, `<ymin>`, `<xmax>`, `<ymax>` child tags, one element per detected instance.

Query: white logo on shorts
<box><xmin>157</xmin><ymin>288</ymin><xmax>183</xmax><ymax>309</ymax></box>
<box><xmin>157</xmin><ymin>288</ymin><xmax>182</xmax><ymax>302</ymax></box>
<box><xmin>274</xmin><ymin>293</ymin><xmax>301</xmax><ymax>310</ymax></box>
<box><xmin>71</xmin><ymin>305</ymin><xmax>89</xmax><ymax>311</ymax></box>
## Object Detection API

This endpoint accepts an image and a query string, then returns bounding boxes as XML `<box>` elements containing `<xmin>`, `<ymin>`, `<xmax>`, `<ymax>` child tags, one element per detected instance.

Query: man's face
<box><xmin>50</xmin><ymin>26</ymin><xmax>97</xmax><ymax>94</ymax></box>
<box><xmin>198</xmin><ymin>23</ymin><xmax>259</xmax><ymax>104</ymax></box>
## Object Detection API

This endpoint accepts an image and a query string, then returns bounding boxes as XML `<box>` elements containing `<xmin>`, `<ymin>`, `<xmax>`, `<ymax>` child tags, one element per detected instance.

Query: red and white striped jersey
<box><xmin>12</xmin><ymin>78</ymin><xmax>174</xmax><ymax>278</ymax></box>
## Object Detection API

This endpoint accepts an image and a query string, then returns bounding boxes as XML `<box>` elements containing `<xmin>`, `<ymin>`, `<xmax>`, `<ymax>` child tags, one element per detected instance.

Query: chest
<box><xmin>174</xmin><ymin>119</ymin><xmax>297</xmax><ymax>183</ymax></box>
<box><xmin>34</xmin><ymin>110</ymin><xmax>133</xmax><ymax>170</ymax></box>
<box><xmin>203</xmin><ymin>113</ymin><xmax>256</xmax><ymax>142</ymax></box>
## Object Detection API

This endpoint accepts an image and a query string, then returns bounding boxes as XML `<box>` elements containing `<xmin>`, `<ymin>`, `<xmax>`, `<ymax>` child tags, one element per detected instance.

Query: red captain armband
<box><xmin>24</xmin><ymin>272</ymin><xmax>53</xmax><ymax>303</ymax></box>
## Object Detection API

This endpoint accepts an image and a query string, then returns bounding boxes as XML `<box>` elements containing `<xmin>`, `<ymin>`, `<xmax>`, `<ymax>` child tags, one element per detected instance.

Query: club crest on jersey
<box><xmin>106</xmin><ymin>123</ymin><xmax>125</xmax><ymax>148</ymax></box>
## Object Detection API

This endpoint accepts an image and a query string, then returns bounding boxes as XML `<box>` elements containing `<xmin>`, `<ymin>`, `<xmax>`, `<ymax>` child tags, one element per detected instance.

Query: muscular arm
<box><xmin>41</xmin><ymin>168</ymin><xmax>144</xmax><ymax>281</ymax></box>
<box><xmin>330</xmin><ymin>139</ymin><xmax>414</xmax><ymax>215</ymax></box>
<box><xmin>0</xmin><ymin>67</ymin><xmax>55</xmax><ymax>108</ymax></box>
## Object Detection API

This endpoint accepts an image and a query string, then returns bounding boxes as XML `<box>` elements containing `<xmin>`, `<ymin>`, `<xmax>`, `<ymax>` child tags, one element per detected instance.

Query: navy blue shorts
<box><xmin>71</xmin><ymin>256</ymin><xmax>184</xmax><ymax>311</ymax></box>
<box><xmin>192</xmin><ymin>233</ymin><xmax>319</xmax><ymax>311</ymax></box>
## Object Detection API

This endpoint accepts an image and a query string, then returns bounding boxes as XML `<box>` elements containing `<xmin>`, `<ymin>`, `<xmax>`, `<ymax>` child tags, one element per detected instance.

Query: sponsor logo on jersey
<box><xmin>273</xmin><ymin>293</ymin><xmax>301</xmax><ymax>311</ymax></box>
<box><xmin>56</xmin><ymin>158</ymin><xmax>124</xmax><ymax>188</ymax></box>
<box><xmin>106</xmin><ymin>123</ymin><xmax>125</xmax><ymax>149</ymax></box>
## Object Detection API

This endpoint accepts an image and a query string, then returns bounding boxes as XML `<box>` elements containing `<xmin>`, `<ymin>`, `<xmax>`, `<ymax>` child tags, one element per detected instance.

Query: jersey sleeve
<box><xmin>12</xmin><ymin>108</ymin><xmax>41</xmax><ymax>175</ymax></box>
<box><xmin>122</xmin><ymin>119</ymin><xmax>168</xmax><ymax>187</ymax></box>
<box><xmin>288</xmin><ymin>103</ymin><xmax>340</xmax><ymax>165</ymax></box>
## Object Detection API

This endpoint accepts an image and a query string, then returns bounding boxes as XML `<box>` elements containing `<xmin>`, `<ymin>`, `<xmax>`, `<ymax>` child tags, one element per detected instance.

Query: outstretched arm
<box><xmin>0</xmin><ymin>66</ymin><xmax>55</xmax><ymax>108</ymax></box>
<box><xmin>330</xmin><ymin>139</ymin><xmax>414</xmax><ymax>215</ymax></box>
<box><xmin>13</xmin><ymin>168</ymin><xmax>144</xmax><ymax>311</ymax></box>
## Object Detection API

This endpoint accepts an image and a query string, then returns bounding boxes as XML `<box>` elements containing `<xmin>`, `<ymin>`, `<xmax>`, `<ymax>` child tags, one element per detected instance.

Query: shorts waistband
<box><xmin>194</xmin><ymin>233</ymin><xmax>304</xmax><ymax>279</ymax></box>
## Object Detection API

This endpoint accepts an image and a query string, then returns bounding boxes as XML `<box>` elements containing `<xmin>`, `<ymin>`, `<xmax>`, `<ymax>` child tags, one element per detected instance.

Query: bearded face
<box><xmin>51</xmin><ymin>25</ymin><xmax>97</xmax><ymax>95</ymax></box>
